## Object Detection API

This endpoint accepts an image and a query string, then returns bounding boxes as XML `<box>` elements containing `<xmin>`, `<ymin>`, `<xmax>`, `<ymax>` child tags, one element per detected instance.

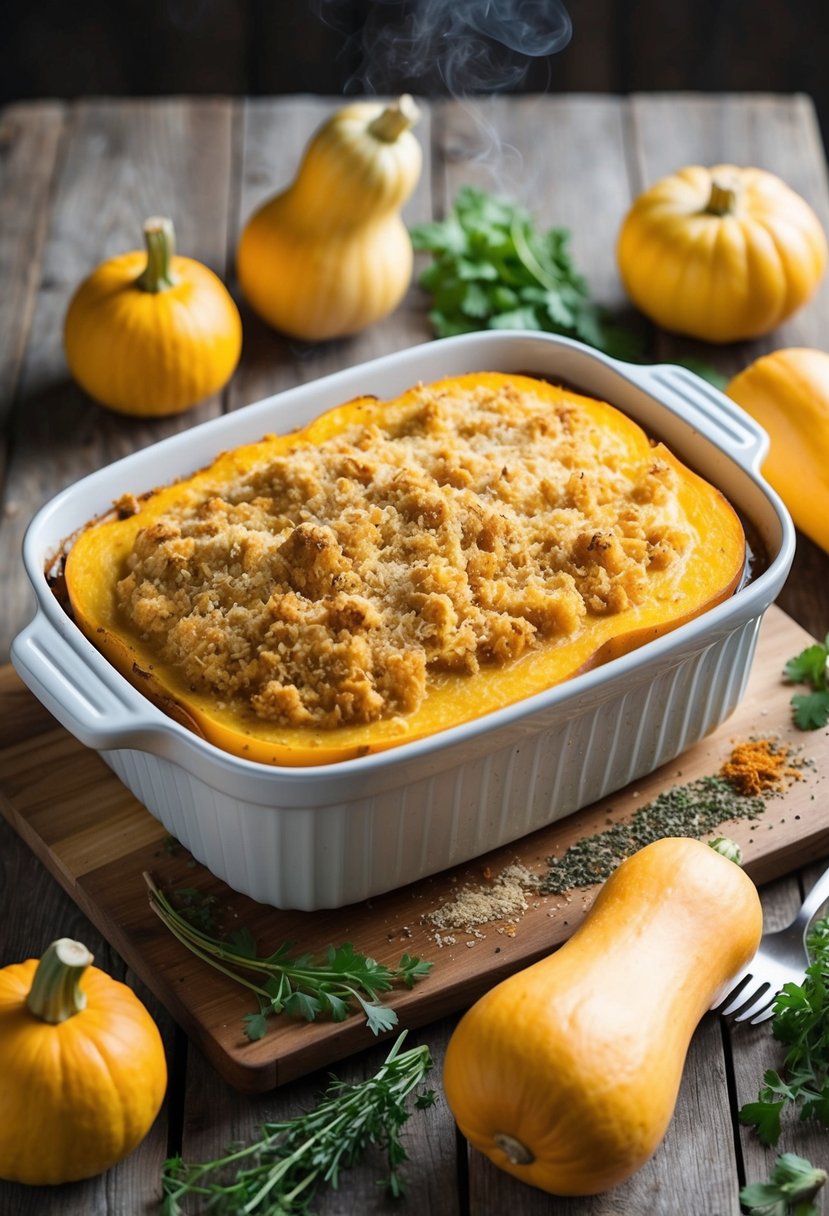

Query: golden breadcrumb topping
<box><xmin>116</xmin><ymin>380</ymin><xmax>691</xmax><ymax>728</ymax></box>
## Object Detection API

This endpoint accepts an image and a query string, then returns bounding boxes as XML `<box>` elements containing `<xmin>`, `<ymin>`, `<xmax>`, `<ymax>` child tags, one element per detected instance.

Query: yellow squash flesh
<box><xmin>726</xmin><ymin>346</ymin><xmax>829</xmax><ymax>554</ymax></box>
<box><xmin>64</xmin><ymin>373</ymin><xmax>746</xmax><ymax>767</ymax></box>
<box><xmin>617</xmin><ymin>165</ymin><xmax>827</xmax><ymax>343</ymax></box>
<box><xmin>442</xmin><ymin>838</ymin><xmax>763</xmax><ymax>1196</ymax></box>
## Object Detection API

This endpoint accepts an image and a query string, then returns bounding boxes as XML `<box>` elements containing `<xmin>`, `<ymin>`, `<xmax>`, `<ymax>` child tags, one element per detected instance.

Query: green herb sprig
<box><xmin>161</xmin><ymin>1032</ymin><xmax>435</xmax><ymax>1214</ymax></box>
<box><xmin>410</xmin><ymin>186</ymin><xmax>642</xmax><ymax>360</ymax></box>
<box><xmin>739</xmin><ymin>915</ymin><xmax>829</xmax><ymax>1145</ymax></box>
<box><xmin>741</xmin><ymin>1153</ymin><xmax>827</xmax><ymax>1216</ymax></box>
<box><xmin>784</xmin><ymin>634</ymin><xmax>829</xmax><ymax>730</ymax></box>
<box><xmin>144</xmin><ymin>874</ymin><xmax>432</xmax><ymax>1040</ymax></box>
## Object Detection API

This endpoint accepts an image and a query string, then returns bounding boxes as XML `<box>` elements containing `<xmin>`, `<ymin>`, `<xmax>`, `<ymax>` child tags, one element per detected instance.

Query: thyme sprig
<box><xmin>144</xmin><ymin>874</ymin><xmax>432</xmax><ymax>1040</ymax></box>
<box><xmin>161</xmin><ymin>1032</ymin><xmax>435</xmax><ymax>1214</ymax></box>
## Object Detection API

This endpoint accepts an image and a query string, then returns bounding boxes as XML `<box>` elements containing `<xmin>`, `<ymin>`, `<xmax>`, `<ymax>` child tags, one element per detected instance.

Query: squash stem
<box><xmin>26</xmin><ymin>939</ymin><xmax>93</xmax><ymax>1023</ymax></box>
<box><xmin>136</xmin><ymin>216</ymin><xmax>178</xmax><ymax>292</ymax></box>
<box><xmin>494</xmin><ymin>1132</ymin><xmax>535</xmax><ymax>1166</ymax></box>
<box><xmin>368</xmin><ymin>95</ymin><xmax>420</xmax><ymax>142</ymax></box>
<box><xmin>705</xmin><ymin>179</ymin><xmax>739</xmax><ymax>217</ymax></box>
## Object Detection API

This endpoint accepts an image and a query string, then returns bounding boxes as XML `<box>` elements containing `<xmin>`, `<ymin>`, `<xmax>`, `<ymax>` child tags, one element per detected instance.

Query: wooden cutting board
<box><xmin>2</xmin><ymin>604</ymin><xmax>828</xmax><ymax>1093</ymax></box>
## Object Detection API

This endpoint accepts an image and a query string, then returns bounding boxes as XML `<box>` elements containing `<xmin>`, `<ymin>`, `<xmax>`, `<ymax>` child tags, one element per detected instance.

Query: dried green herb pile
<box><xmin>540</xmin><ymin>737</ymin><xmax>808</xmax><ymax>895</ymax></box>
<box><xmin>540</xmin><ymin>775</ymin><xmax>767</xmax><ymax>895</ymax></box>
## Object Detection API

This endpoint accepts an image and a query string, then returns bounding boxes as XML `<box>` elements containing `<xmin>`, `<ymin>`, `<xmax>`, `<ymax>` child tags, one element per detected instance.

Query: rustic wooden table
<box><xmin>1</xmin><ymin>91</ymin><xmax>829</xmax><ymax>1215</ymax></box>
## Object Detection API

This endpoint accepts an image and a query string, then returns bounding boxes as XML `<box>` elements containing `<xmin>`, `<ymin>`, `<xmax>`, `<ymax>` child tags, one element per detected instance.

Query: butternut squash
<box><xmin>237</xmin><ymin>96</ymin><xmax>421</xmax><ymax>341</ymax></box>
<box><xmin>725</xmin><ymin>347</ymin><xmax>829</xmax><ymax>554</ymax></box>
<box><xmin>64</xmin><ymin>373</ymin><xmax>746</xmax><ymax>767</ymax></box>
<box><xmin>442</xmin><ymin>837</ymin><xmax>763</xmax><ymax>1196</ymax></box>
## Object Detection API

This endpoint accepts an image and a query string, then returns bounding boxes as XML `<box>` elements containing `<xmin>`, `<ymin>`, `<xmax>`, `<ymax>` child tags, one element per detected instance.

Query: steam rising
<box><xmin>315</xmin><ymin>0</ymin><xmax>572</xmax><ymax>95</ymax></box>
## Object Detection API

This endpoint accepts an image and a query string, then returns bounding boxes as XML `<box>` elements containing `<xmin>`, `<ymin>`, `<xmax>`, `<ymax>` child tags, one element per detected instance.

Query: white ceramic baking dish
<box><xmin>12</xmin><ymin>332</ymin><xmax>795</xmax><ymax>909</ymax></box>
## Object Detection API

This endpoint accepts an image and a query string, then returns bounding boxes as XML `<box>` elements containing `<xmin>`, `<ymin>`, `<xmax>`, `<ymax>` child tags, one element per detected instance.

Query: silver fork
<box><xmin>713</xmin><ymin>864</ymin><xmax>829</xmax><ymax>1024</ymax></box>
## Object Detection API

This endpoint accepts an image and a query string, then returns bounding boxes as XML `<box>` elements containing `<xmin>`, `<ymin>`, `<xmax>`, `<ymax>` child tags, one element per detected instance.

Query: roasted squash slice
<box><xmin>64</xmin><ymin>373</ymin><xmax>746</xmax><ymax>766</ymax></box>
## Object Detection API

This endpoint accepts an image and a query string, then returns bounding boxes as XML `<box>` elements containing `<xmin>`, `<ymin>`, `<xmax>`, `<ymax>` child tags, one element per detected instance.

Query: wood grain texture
<box><xmin>0</xmin><ymin>103</ymin><xmax>65</xmax><ymax>433</ymax></box>
<box><xmin>2</xmin><ymin>605</ymin><xmax>827</xmax><ymax>1096</ymax></box>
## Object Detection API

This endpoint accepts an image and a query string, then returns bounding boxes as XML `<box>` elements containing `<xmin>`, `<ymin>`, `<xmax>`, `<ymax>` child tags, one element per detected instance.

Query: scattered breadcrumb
<box><xmin>425</xmin><ymin>861</ymin><xmax>540</xmax><ymax>939</ymax></box>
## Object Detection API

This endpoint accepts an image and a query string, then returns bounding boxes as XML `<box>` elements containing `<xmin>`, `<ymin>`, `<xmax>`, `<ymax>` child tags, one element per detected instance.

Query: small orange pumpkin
<box><xmin>64</xmin><ymin>217</ymin><xmax>242</xmax><ymax>417</ymax></box>
<box><xmin>0</xmin><ymin>938</ymin><xmax>167</xmax><ymax>1185</ymax></box>
<box><xmin>617</xmin><ymin>165</ymin><xmax>827</xmax><ymax>342</ymax></box>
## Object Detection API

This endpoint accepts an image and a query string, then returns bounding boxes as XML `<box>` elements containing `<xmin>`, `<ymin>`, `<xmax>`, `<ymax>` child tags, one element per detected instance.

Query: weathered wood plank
<box><xmin>0</xmin><ymin>103</ymin><xmax>65</xmax><ymax>436</ymax></box>
<box><xmin>0</xmin><ymin>97</ymin><xmax>236</xmax><ymax>662</ymax></box>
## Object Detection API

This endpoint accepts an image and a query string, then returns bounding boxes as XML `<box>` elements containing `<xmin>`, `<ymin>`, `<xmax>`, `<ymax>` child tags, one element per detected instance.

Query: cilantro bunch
<box><xmin>784</xmin><ymin>635</ymin><xmax>829</xmax><ymax>730</ymax></box>
<box><xmin>740</xmin><ymin>916</ymin><xmax>829</xmax><ymax>1145</ymax></box>
<box><xmin>410</xmin><ymin>186</ymin><xmax>641</xmax><ymax>360</ymax></box>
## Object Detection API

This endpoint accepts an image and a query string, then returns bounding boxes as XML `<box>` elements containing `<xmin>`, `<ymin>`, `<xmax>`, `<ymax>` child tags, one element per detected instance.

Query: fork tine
<box><xmin>716</xmin><ymin>974</ymin><xmax>757</xmax><ymax>1017</ymax></box>
<box><xmin>747</xmin><ymin>1004</ymin><xmax>777</xmax><ymax>1026</ymax></box>
<box><xmin>732</xmin><ymin>987</ymin><xmax>777</xmax><ymax>1023</ymax></box>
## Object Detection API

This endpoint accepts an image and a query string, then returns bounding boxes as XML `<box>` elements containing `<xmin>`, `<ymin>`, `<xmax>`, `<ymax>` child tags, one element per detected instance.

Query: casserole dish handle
<box><xmin>633</xmin><ymin>364</ymin><xmax>769</xmax><ymax>471</ymax></box>
<box><xmin>11</xmin><ymin>613</ymin><xmax>161</xmax><ymax>751</ymax></box>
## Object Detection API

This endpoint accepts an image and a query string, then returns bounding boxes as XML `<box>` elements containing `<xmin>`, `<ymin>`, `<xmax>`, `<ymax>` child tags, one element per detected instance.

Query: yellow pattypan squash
<box><xmin>617</xmin><ymin>165</ymin><xmax>827</xmax><ymax>342</ymax></box>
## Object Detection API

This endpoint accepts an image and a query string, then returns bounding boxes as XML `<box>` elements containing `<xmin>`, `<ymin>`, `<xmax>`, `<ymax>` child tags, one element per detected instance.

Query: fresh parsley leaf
<box><xmin>411</xmin><ymin>186</ymin><xmax>643</xmax><ymax>359</ymax></box>
<box><xmin>739</xmin><ymin>1097</ymin><xmax>786</xmax><ymax>1146</ymax></box>
<box><xmin>242</xmin><ymin>1011</ymin><xmax>269</xmax><ymax>1042</ymax></box>
<box><xmin>740</xmin><ymin>917</ymin><xmax>829</xmax><ymax>1144</ymax></box>
<box><xmin>361</xmin><ymin>1000</ymin><xmax>400</xmax><ymax>1036</ymax></box>
<box><xmin>784</xmin><ymin>642</ymin><xmax>828</xmax><ymax>688</ymax></box>
<box><xmin>784</xmin><ymin>636</ymin><xmax>829</xmax><ymax>730</ymax></box>
<box><xmin>791</xmin><ymin>692</ymin><xmax>829</xmax><ymax>730</ymax></box>
<box><xmin>741</xmin><ymin>1153</ymin><xmax>827</xmax><ymax>1216</ymax></box>
<box><xmin>144</xmin><ymin>873</ymin><xmax>432</xmax><ymax>1042</ymax></box>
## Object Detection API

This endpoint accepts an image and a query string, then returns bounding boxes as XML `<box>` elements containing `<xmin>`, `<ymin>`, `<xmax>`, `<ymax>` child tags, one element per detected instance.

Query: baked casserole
<box><xmin>64</xmin><ymin>371</ymin><xmax>746</xmax><ymax>766</ymax></box>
